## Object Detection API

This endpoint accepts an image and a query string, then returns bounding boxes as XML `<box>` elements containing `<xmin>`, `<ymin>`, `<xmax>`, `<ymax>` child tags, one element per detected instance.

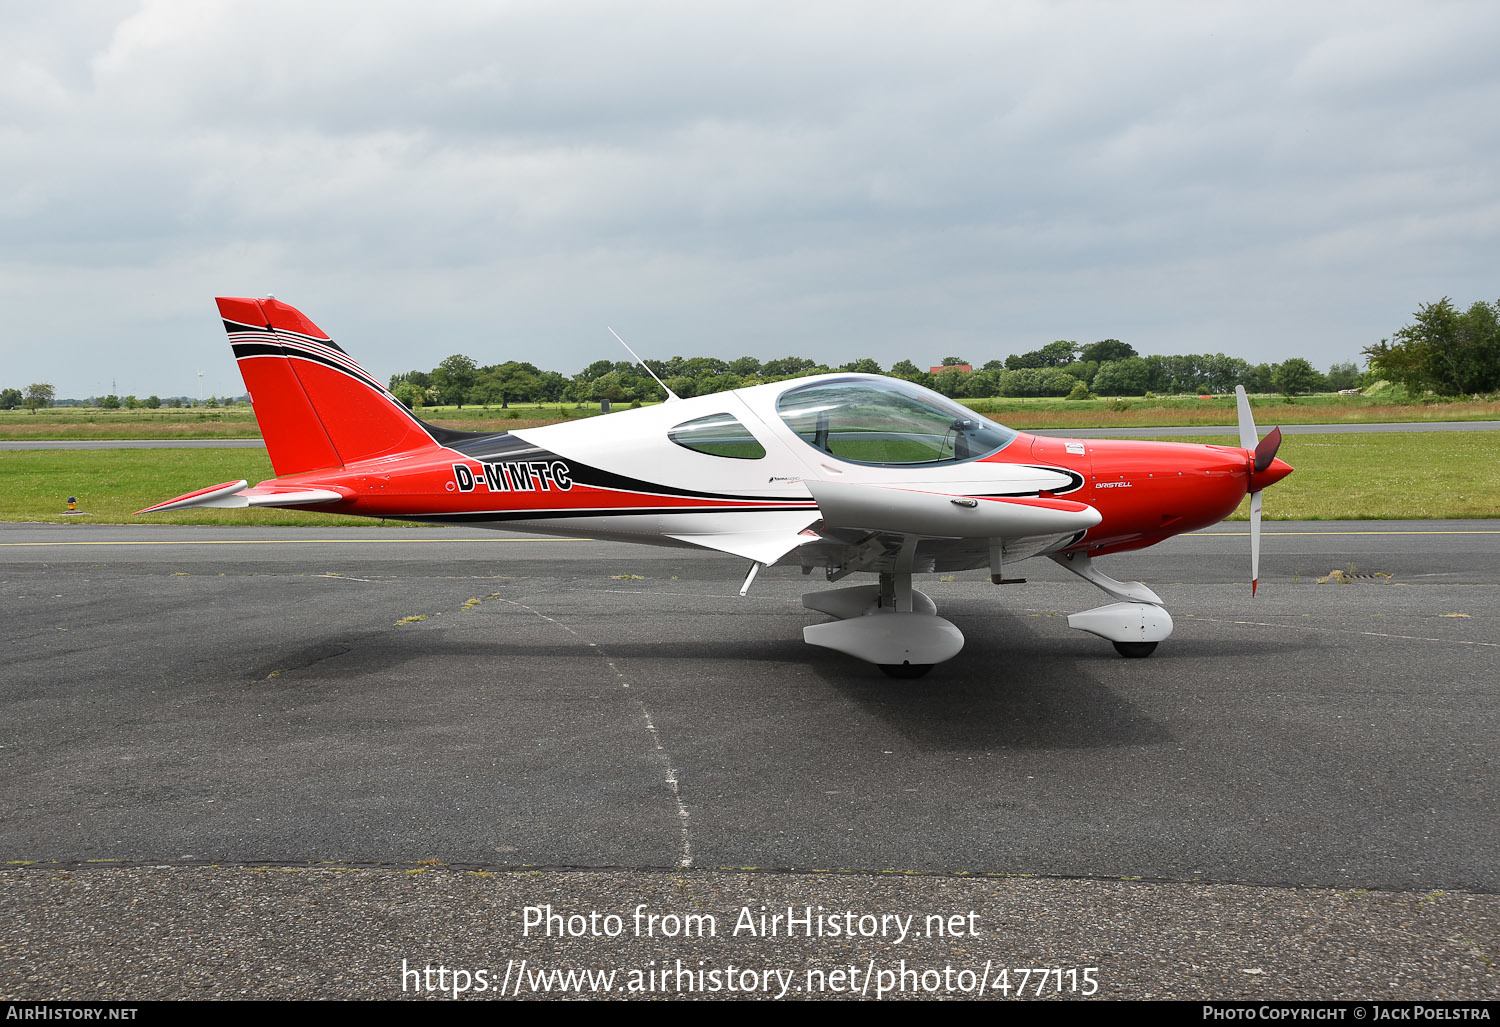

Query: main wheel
<box><xmin>879</xmin><ymin>663</ymin><xmax>933</xmax><ymax>679</ymax></box>
<box><xmin>1112</xmin><ymin>641</ymin><xmax>1158</xmax><ymax>659</ymax></box>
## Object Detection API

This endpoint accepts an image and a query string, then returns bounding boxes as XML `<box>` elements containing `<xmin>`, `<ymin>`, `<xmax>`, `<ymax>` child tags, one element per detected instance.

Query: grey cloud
<box><xmin>2</xmin><ymin>1</ymin><xmax>1498</xmax><ymax>396</ymax></box>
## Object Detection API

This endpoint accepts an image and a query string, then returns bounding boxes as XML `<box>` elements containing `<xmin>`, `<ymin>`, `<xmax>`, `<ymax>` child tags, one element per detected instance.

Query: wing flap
<box><xmin>665</xmin><ymin>512</ymin><xmax>821</xmax><ymax>564</ymax></box>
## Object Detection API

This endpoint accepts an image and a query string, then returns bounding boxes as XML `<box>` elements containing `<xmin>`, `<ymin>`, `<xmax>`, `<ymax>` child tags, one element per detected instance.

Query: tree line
<box><xmin>10</xmin><ymin>296</ymin><xmax>1493</xmax><ymax>412</ymax></box>
<box><xmin>0</xmin><ymin>385</ymin><xmax>233</xmax><ymax>411</ymax></box>
<box><xmin>387</xmin><ymin>339</ymin><xmax>1364</xmax><ymax>409</ymax></box>
<box><xmin>0</xmin><ymin>384</ymin><xmax>56</xmax><ymax>412</ymax></box>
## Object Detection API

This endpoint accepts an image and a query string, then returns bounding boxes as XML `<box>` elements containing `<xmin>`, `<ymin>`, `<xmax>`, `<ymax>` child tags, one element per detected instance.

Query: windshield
<box><xmin>776</xmin><ymin>377</ymin><xmax>1017</xmax><ymax>466</ymax></box>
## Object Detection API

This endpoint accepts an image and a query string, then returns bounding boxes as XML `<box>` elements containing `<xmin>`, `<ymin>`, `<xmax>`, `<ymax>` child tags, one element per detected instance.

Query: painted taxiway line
<box><xmin>0</xmin><ymin>537</ymin><xmax>592</xmax><ymax>548</ymax></box>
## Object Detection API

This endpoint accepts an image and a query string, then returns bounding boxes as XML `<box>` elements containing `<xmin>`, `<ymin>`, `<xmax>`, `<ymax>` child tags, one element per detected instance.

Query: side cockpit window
<box><xmin>668</xmin><ymin>413</ymin><xmax>767</xmax><ymax>460</ymax></box>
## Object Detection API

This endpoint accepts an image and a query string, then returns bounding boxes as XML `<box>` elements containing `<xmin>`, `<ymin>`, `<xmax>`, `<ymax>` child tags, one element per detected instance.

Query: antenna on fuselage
<box><xmin>608</xmin><ymin>326</ymin><xmax>680</xmax><ymax>402</ymax></box>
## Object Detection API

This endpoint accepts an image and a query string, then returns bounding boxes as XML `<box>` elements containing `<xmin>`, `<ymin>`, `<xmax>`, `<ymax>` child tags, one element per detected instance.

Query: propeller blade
<box><xmin>1254</xmin><ymin>426</ymin><xmax>1283</xmax><ymax>473</ymax></box>
<box><xmin>1234</xmin><ymin>385</ymin><xmax>1257</xmax><ymax>451</ymax></box>
<box><xmin>1250</xmin><ymin>489</ymin><xmax>1263</xmax><ymax>597</ymax></box>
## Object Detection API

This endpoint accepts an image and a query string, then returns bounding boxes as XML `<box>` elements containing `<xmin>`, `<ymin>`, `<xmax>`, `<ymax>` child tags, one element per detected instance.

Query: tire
<box><xmin>1112</xmin><ymin>641</ymin><xmax>1158</xmax><ymax>659</ymax></box>
<box><xmin>879</xmin><ymin>663</ymin><xmax>934</xmax><ymax>679</ymax></box>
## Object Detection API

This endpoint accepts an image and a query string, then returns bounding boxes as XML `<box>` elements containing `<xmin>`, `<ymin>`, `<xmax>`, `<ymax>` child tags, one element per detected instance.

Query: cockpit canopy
<box><xmin>776</xmin><ymin>376</ymin><xmax>1017</xmax><ymax>466</ymax></box>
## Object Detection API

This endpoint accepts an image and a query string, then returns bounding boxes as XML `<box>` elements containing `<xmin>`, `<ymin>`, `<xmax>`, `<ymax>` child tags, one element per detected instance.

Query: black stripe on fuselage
<box><xmin>445</xmin><ymin>433</ymin><xmax>807</xmax><ymax>503</ymax></box>
<box><xmin>398</xmin><ymin>505</ymin><xmax>817</xmax><ymax>524</ymax></box>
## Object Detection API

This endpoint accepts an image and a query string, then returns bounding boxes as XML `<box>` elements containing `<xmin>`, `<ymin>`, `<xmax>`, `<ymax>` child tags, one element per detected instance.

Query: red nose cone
<box><xmin>1250</xmin><ymin>456</ymin><xmax>1293</xmax><ymax>492</ymax></box>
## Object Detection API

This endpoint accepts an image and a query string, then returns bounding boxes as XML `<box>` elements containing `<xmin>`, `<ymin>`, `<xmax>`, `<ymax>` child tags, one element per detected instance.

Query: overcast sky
<box><xmin>3</xmin><ymin>0</ymin><xmax>1498</xmax><ymax>399</ymax></box>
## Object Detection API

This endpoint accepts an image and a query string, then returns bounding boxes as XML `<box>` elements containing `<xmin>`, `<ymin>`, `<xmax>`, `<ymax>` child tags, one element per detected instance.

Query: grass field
<box><xmin>1133</xmin><ymin>431</ymin><xmax>1500</xmax><ymax>520</ymax></box>
<box><xmin>0</xmin><ymin>404</ymin><xmax>592</xmax><ymax>440</ymax></box>
<box><xmin>3</xmin><ymin>431</ymin><xmax>1496</xmax><ymax>525</ymax></box>
<box><xmin>0</xmin><ymin>450</ymin><xmax>378</xmax><ymax>527</ymax></box>
<box><xmin>5</xmin><ymin>393</ymin><xmax>1499</xmax><ymax>439</ymax></box>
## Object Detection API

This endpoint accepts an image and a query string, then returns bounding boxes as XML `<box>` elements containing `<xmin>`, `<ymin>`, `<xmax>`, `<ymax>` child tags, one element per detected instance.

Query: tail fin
<box><xmin>218</xmin><ymin>296</ymin><xmax>441</xmax><ymax>476</ymax></box>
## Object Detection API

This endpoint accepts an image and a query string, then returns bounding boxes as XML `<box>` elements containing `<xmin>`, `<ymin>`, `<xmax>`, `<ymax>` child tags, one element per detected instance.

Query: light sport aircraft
<box><xmin>143</xmin><ymin>296</ymin><xmax>1293</xmax><ymax>678</ymax></box>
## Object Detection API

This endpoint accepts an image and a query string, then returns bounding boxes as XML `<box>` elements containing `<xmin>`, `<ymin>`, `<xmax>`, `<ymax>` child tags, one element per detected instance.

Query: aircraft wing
<box><xmin>805</xmin><ymin>480</ymin><xmax>1101</xmax><ymax>538</ymax></box>
<box><xmin>664</xmin><ymin>510</ymin><xmax>822</xmax><ymax>564</ymax></box>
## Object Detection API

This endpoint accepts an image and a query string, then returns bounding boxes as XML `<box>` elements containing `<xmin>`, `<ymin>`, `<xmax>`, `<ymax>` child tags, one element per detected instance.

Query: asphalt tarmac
<box><xmin>2</xmin><ymin>521</ymin><xmax>1497</xmax><ymax>999</ymax></box>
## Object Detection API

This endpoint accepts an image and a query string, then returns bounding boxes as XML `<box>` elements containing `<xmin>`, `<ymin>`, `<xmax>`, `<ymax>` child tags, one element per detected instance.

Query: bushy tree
<box><xmin>663</xmin><ymin>376</ymin><xmax>697</xmax><ymax>399</ymax></box>
<box><xmin>391</xmin><ymin>381</ymin><xmax>424</xmax><ymax>409</ymax></box>
<box><xmin>474</xmin><ymin>361</ymin><xmax>543</xmax><ymax>408</ymax></box>
<box><xmin>887</xmin><ymin>360</ymin><xmax>931</xmax><ymax>386</ymax></box>
<box><xmin>589</xmin><ymin>371</ymin><xmax>631</xmax><ymax>403</ymax></box>
<box><xmin>1080</xmin><ymin>339</ymin><xmax>1136</xmax><ymax>363</ymax></box>
<box><xmin>24</xmin><ymin>383</ymin><xmax>55</xmax><ymax>412</ymax></box>
<box><xmin>1142</xmin><ymin>353</ymin><xmax>1253</xmax><ymax>394</ymax></box>
<box><xmin>1326</xmin><ymin>361</ymin><xmax>1362</xmax><ymax>391</ymax></box>
<box><xmin>1272</xmin><ymin>357</ymin><xmax>1326</xmax><ymax>396</ymax></box>
<box><xmin>100</xmin><ymin>394</ymin><xmax>121</xmax><ymax>409</ymax></box>
<box><xmin>998</xmin><ymin>368</ymin><xmax>1081</xmax><ymax>397</ymax></box>
<box><xmin>536</xmin><ymin>371</ymin><xmax>569</xmax><ymax>402</ymax></box>
<box><xmin>1091</xmin><ymin>358</ymin><xmax>1151</xmax><ymax>396</ymax></box>
<box><xmin>1061</xmin><ymin>360</ymin><xmax>1098</xmax><ymax>388</ymax></box>
<box><xmin>964</xmin><ymin>369</ymin><xmax>1002</xmax><ymax>398</ymax></box>
<box><xmin>0</xmin><ymin>387</ymin><xmax>22</xmax><ymax>409</ymax></box>
<box><xmin>761</xmin><ymin>356</ymin><xmax>818</xmax><ymax>378</ymax></box>
<box><xmin>1364</xmin><ymin>297</ymin><xmax>1500</xmax><ymax>395</ymax></box>
<box><xmin>432</xmin><ymin>354</ymin><xmax>479</xmax><ymax>407</ymax></box>
<box><xmin>390</xmin><ymin>370</ymin><xmax>431</xmax><ymax>391</ymax></box>
<box><xmin>703</xmin><ymin>373</ymin><xmax>750</xmax><ymax>394</ymax></box>
<box><xmin>1006</xmin><ymin>340</ymin><xmax>1078</xmax><ymax>370</ymax></box>
<box><xmin>932</xmin><ymin>367</ymin><xmax>971</xmax><ymax>397</ymax></box>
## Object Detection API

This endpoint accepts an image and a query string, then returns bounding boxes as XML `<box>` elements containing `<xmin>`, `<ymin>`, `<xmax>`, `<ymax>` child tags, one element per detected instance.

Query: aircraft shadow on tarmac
<box><xmin>232</xmin><ymin>606</ymin><xmax>1182</xmax><ymax>753</ymax></box>
<box><xmin>802</xmin><ymin>608</ymin><xmax>1176</xmax><ymax>751</ymax></box>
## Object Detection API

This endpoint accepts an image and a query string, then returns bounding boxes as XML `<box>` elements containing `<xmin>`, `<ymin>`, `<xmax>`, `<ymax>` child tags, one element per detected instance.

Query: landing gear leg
<box><xmin>803</xmin><ymin>540</ymin><xmax>964</xmax><ymax>674</ymax></box>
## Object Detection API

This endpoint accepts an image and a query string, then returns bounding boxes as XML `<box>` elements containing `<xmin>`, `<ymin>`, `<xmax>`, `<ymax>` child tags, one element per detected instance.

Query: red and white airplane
<box><xmin>143</xmin><ymin>297</ymin><xmax>1292</xmax><ymax>677</ymax></box>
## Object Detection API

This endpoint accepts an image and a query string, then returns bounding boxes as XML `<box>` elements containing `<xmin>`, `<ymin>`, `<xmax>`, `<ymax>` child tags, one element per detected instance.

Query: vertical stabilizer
<box><xmin>218</xmin><ymin>297</ymin><xmax>441</xmax><ymax>476</ymax></box>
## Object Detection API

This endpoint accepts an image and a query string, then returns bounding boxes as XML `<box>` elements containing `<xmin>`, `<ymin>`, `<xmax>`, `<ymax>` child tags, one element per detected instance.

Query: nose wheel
<box><xmin>1111</xmin><ymin>641</ymin><xmax>1158</xmax><ymax>659</ymax></box>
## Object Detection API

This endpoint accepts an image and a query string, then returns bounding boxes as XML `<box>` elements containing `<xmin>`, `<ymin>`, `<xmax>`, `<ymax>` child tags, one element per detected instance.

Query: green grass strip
<box><xmin>1</xmin><ymin>432</ymin><xmax>1496</xmax><ymax>525</ymax></box>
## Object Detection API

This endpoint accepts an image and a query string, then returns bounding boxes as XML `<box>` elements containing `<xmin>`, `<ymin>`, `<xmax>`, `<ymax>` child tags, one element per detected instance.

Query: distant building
<box><xmin>929</xmin><ymin>364</ymin><xmax>973</xmax><ymax>374</ymax></box>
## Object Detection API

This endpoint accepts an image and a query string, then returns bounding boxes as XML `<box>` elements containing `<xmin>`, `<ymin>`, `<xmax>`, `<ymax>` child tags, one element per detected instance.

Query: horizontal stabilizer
<box><xmin>136</xmin><ymin>480</ymin><xmax>249</xmax><ymax>513</ymax></box>
<box><xmin>137</xmin><ymin>480</ymin><xmax>348</xmax><ymax>514</ymax></box>
<box><xmin>807</xmin><ymin>480</ymin><xmax>1100</xmax><ymax>539</ymax></box>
